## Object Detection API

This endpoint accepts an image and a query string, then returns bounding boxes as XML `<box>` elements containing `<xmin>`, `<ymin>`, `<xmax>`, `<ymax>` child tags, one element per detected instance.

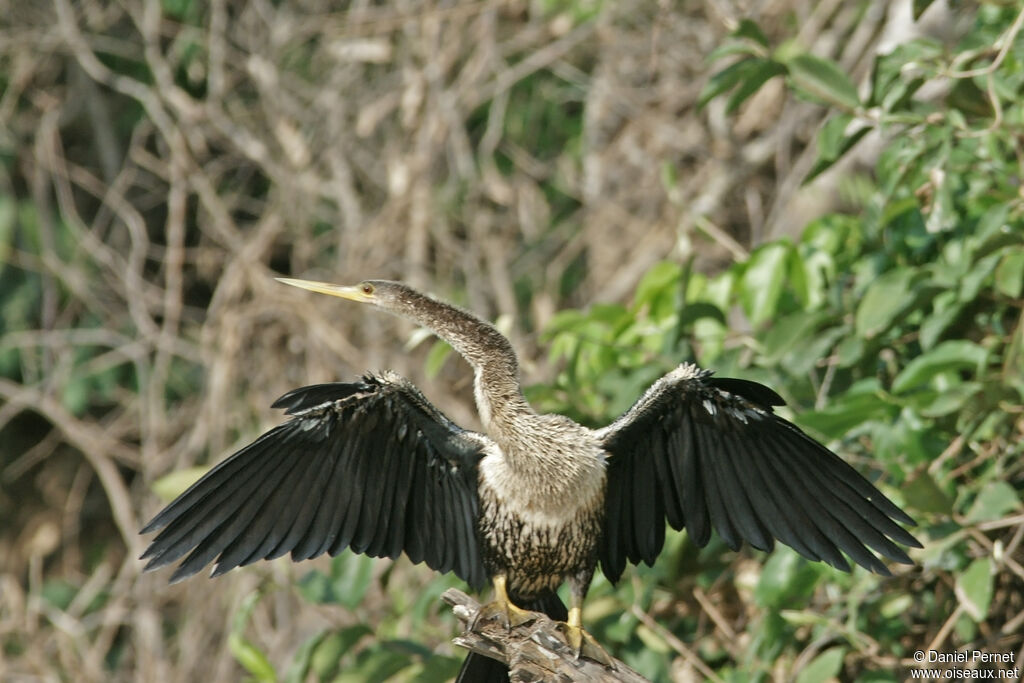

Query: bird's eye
<box><xmin>361</xmin><ymin>283</ymin><xmax>374</xmax><ymax>295</ymax></box>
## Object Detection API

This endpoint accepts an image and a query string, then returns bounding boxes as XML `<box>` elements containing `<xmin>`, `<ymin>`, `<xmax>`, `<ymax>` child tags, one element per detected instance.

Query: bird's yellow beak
<box><xmin>275</xmin><ymin>278</ymin><xmax>371</xmax><ymax>302</ymax></box>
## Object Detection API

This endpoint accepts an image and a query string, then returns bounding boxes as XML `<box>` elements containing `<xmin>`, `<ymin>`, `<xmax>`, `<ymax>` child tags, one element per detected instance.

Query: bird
<box><xmin>140</xmin><ymin>277</ymin><xmax>921</xmax><ymax>681</ymax></box>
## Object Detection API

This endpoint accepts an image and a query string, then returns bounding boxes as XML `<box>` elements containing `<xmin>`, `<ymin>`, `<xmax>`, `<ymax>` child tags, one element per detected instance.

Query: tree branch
<box><xmin>442</xmin><ymin>588</ymin><xmax>650</xmax><ymax>683</ymax></box>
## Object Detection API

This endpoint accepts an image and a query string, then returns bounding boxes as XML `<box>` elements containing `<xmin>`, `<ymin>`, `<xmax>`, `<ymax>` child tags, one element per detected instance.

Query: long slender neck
<box><xmin>390</xmin><ymin>289</ymin><xmax>532</xmax><ymax>433</ymax></box>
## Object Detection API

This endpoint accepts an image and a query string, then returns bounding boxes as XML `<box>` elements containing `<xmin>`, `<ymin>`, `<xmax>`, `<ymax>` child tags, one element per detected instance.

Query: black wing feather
<box><xmin>141</xmin><ymin>373</ymin><xmax>488</xmax><ymax>589</ymax></box>
<box><xmin>598</xmin><ymin>364</ymin><xmax>920</xmax><ymax>583</ymax></box>
<box><xmin>142</xmin><ymin>437</ymin><xmax>292</xmax><ymax>571</ymax></box>
<box><xmin>713</xmin><ymin>426</ymin><xmax>773</xmax><ymax>551</ymax></box>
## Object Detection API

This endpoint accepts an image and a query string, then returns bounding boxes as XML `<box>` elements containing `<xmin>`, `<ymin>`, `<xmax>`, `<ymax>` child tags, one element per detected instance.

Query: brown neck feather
<box><xmin>383</xmin><ymin>284</ymin><xmax>532</xmax><ymax>430</ymax></box>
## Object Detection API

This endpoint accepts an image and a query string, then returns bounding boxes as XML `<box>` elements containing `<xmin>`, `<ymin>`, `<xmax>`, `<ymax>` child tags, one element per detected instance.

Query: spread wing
<box><xmin>140</xmin><ymin>371</ymin><xmax>488</xmax><ymax>588</ymax></box>
<box><xmin>596</xmin><ymin>363</ymin><xmax>921</xmax><ymax>583</ymax></box>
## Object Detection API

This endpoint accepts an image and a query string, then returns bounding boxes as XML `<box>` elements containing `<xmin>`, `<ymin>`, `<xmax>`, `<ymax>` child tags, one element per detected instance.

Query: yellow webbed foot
<box><xmin>557</xmin><ymin>606</ymin><xmax>617</xmax><ymax>668</ymax></box>
<box><xmin>472</xmin><ymin>596</ymin><xmax>536</xmax><ymax>630</ymax></box>
<box><xmin>471</xmin><ymin>576</ymin><xmax>537</xmax><ymax>631</ymax></box>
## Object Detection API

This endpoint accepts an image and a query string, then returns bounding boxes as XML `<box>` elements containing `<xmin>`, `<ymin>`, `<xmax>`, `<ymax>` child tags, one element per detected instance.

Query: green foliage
<box><xmin>533</xmin><ymin>5</ymin><xmax>1024</xmax><ymax>678</ymax></box>
<box><xmin>230</xmin><ymin>593</ymin><xmax>278</xmax><ymax>682</ymax></box>
<box><xmin>241</xmin><ymin>553</ymin><xmax>466</xmax><ymax>682</ymax></box>
<box><xmin>138</xmin><ymin>5</ymin><xmax>1022</xmax><ymax>680</ymax></box>
<box><xmin>18</xmin><ymin>3</ymin><xmax>1014</xmax><ymax>680</ymax></box>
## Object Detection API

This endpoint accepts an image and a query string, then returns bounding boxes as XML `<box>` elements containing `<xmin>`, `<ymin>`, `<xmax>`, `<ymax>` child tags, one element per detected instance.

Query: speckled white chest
<box><xmin>477</xmin><ymin>434</ymin><xmax>607</xmax><ymax>529</ymax></box>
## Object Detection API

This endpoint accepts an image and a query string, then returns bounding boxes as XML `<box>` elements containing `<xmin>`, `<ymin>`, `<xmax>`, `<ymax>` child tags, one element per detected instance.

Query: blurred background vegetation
<box><xmin>1</xmin><ymin>0</ymin><xmax>1022</xmax><ymax>681</ymax></box>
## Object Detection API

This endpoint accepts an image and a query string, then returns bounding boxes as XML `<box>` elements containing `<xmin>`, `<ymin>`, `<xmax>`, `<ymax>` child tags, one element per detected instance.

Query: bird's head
<box><xmin>276</xmin><ymin>277</ymin><xmax>512</xmax><ymax>368</ymax></box>
<box><xmin>276</xmin><ymin>278</ymin><xmax>437</xmax><ymax>320</ymax></box>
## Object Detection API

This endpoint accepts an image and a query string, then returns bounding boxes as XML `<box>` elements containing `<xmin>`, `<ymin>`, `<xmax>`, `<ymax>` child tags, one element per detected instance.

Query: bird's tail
<box><xmin>454</xmin><ymin>590</ymin><xmax>567</xmax><ymax>683</ymax></box>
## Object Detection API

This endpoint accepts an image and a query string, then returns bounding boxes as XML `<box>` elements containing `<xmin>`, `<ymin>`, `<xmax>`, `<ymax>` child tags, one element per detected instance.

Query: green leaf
<box><xmin>229</xmin><ymin>593</ymin><xmax>276</xmax><ymax>682</ymax></box>
<box><xmin>878</xmin><ymin>593</ymin><xmax>914</xmax><ymax>619</ymax></box>
<box><xmin>678</xmin><ymin>301</ymin><xmax>727</xmax><ymax>329</ymax></box>
<box><xmin>297</xmin><ymin>552</ymin><xmax>375</xmax><ymax>608</ymax></box>
<box><xmin>707</xmin><ymin>42</ymin><xmax>765</xmax><ymax>63</ymax></box>
<box><xmin>759</xmin><ymin>311</ymin><xmax>828</xmax><ymax>366</ymax></box>
<box><xmin>406</xmin><ymin>655</ymin><xmax>464</xmax><ymax>683</ymax></box>
<box><xmin>902</xmin><ymin>471</ymin><xmax>953</xmax><ymax>515</ymax></box>
<box><xmin>835</xmin><ymin>334</ymin><xmax>864</xmax><ymax>367</ymax></box>
<box><xmin>698</xmin><ymin>57</ymin><xmax>761</xmax><ymax>109</ymax></box>
<box><xmin>919</xmin><ymin>292</ymin><xmax>964</xmax><ymax>350</ymax></box>
<box><xmin>633</xmin><ymin>261</ymin><xmax>682</xmax><ymax>310</ymax></box>
<box><xmin>956</xmin><ymin>557</ymin><xmax>993</xmax><ymax>621</ymax></box>
<box><xmin>796</xmin><ymin>646</ymin><xmax>846</xmax><ymax>683</ymax></box>
<box><xmin>790</xmin><ymin>245</ymin><xmax>833</xmax><ymax>309</ymax></box>
<box><xmin>891</xmin><ymin>340</ymin><xmax>988</xmax><ymax>393</ymax></box>
<box><xmin>755</xmin><ymin>548</ymin><xmax>821</xmax><ymax>608</ymax></box>
<box><xmin>733</xmin><ymin>18</ymin><xmax>770</xmax><ymax>48</ymax></box>
<box><xmin>818</xmin><ymin>114</ymin><xmax>853</xmax><ymax>161</ymax></box>
<box><xmin>726</xmin><ymin>59</ymin><xmax>787</xmax><ymax>113</ymax></box>
<box><xmin>337</xmin><ymin>646</ymin><xmax>411</xmax><ymax>682</ymax></box>
<box><xmin>854</xmin><ymin>268</ymin><xmax>921</xmax><ymax>339</ymax></box>
<box><xmin>787</xmin><ymin>54</ymin><xmax>861</xmax><ymax>109</ymax></box>
<box><xmin>424</xmin><ymin>339</ymin><xmax>453</xmax><ymax>379</ymax></box>
<box><xmin>995</xmin><ymin>246</ymin><xmax>1024</xmax><ymax>298</ymax></box>
<box><xmin>807</xmin><ymin>124</ymin><xmax>871</xmax><ymax>183</ymax></box>
<box><xmin>309</xmin><ymin>626</ymin><xmax>373</xmax><ymax>678</ymax></box>
<box><xmin>797</xmin><ymin>384</ymin><xmax>896</xmax><ymax>440</ymax></box>
<box><xmin>282</xmin><ymin>632</ymin><xmax>325</xmax><ymax>683</ymax></box>
<box><xmin>635</xmin><ymin>624</ymin><xmax>671</xmax><ymax>654</ymax></box>
<box><xmin>965</xmin><ymin>481</ymin><xmax>1020</xmax><ymax>523</ymax></box>
<box><xmin>41</xmin><ymin>579</ymin><xmax>78</xmax><ymax>611</ymax></box>
<box><xmin>331</xmin><ymin>553</ymin><xmax>375</xmax><ymax>609</ymax></box>
<box><xmin>151</xmin><ymin>466</ymin><xmax>210</xmax><ymax>502</ymax></box>
<box><xmin>916</xmin><ymin>382</ymin><xmax>981</xmax><ymax>418</ymax></box>
<box><xmin>228</xmin><ymin>633</ymin><xmax>276</xmax><ymax>682</ymax></box>
<box><xmin>740</xmin><ymin>242</ymin><xmax>790</xmax><ymax>326</ymax></box>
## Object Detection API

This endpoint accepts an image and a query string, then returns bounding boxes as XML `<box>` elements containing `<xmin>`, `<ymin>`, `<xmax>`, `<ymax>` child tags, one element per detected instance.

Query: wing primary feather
<box><xmin>140</xmin><ymin>425</ymin><xmax>299</xmax><ymax>539</ymax></box>
<box><xmin>691</xmin><ymin>414</ymin><xmax>742</xmax><ymax>551</ymax></box>
<box><xmin>713</xmin><ymin>426</ymin><xmax>774</xmax><ymax>551</ymax></box>
<box><xmin>653</xmin><ymin>422</ymin><xmax>686</xmax><ymax>529</ymax></box>
<box><xmin>745</xmin><ymin>429</ymin><xmax>850</xmax><ymax>570</ymax></box>
<box><xmin>739</xmin><ymin>432</ymin><xmax>824</xmax><ymax>562</ymax></box>
<box><xmin>224</xmin><ymin>434</ymin><xmax>323</xmax><ymax>569</ymax></box>
<box><xmin>331</xmin><ymin>415</ymin><xmax>371</xmax><ymax>555</ymax></box>
<box><xmin>349</xmin><ymin>406</ymin><xmax>386</xmax><ymax>555</ymax></box>
<box><xmin>381</xmin><ymin>427</ymin><xmax>417</xmax><ymax>562</ymax></box>
<box><xmin>166</xmin><ymin>442</ymin><xmax>308</xmax><ymax>583</ymax></box>
<box><xmin>600</xmin><ymin>458</ymin><xmax>626</xmax><ymax>583</ymax></box>
<box><xmin>403</xmin><ymin>453</ymin><xmax>430</xmax><ymax>565</ymax></box>
<box><xmin>779</xmin><ymin>423</ymin><xmax>917</xmax><ymax>527</ymax></box>
<box><xmin>792</xmin><ymin>443</ymin><xmax>921</xmax><ymax>543</ymax></box>
<box><xmin>678</xmin><ymin>414</ymin><xmax>710</xmax><ymax>546</ymax></box>
<box><xmin>452</xmin><ymin>480</ymin><xmax>477</xmax><ymax>585</ymax></box>
<box><xmin>432</xmin><ymin>460</ymin><xmax>455</xmax><ymax>574</ymax></box>
<box><xmin>361</xmin><ymin>407</ymin><xmax>402</xmax><ymax>557</ymax></box>
<box><xmin>291</xmin><ymin>435</ymin><xmax>349</xmax><ymax>561</ymax></box>
<box><xmin>143</xmin><ymin>374</ymin><xmax>486</xmax><ymax>587</ymax></box>
<box><xmin>143</xmin><ymin>433</ymin><xmax>294</xmax><ymax>570</ymax></box>
<box><xmin>630</xmin><ymin>430</ymin><xmax>662</xmax><ymax>563</ymax></box>
<box><xmin>781</xmin><ymin>439</ymin><xmax>918</xmax><ymax>562</ymax></box>
<box><xmin>618</xmin><ymin>448</ymin><xmax>637</xmax><ymax>562</ymax></box>
<box><xmin>761</xmin><ymin>430</ymin><xmax>888</xmax><ymax>574</ymax></box>
<box><xmin>315</xmin><ymin>437</ymin><xmax>361</xmax><ymax>559</ymax></box>
<box><xmin>261</xmin><ymin>434</ymin><xmax>335</xmax><ymax>562</ymax></box>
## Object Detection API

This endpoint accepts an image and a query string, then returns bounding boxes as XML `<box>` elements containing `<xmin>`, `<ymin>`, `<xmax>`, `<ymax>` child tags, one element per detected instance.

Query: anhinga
<box><xmin>141</xmin><ymin>278</ymin><xmax>921</xmax><ymax>681</ymax></box>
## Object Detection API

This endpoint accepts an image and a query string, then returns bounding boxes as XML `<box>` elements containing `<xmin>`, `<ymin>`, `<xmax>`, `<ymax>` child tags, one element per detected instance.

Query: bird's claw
<box><xmin>556</xmin><ymin>621</ymin><xmax>617</xmax><ymax>669</ymax></box>
<box><xmin>471</xmin><ymin>597</ymin><xmax>536</xmax><ymax>631</ymax></box>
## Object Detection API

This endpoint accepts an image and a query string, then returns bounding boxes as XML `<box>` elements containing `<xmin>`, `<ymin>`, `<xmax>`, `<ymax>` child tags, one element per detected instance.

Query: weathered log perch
<box><xmin>442</xmin><ymin>588</ymin><xmax>650</xmax><ymax>682</ymax></box>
